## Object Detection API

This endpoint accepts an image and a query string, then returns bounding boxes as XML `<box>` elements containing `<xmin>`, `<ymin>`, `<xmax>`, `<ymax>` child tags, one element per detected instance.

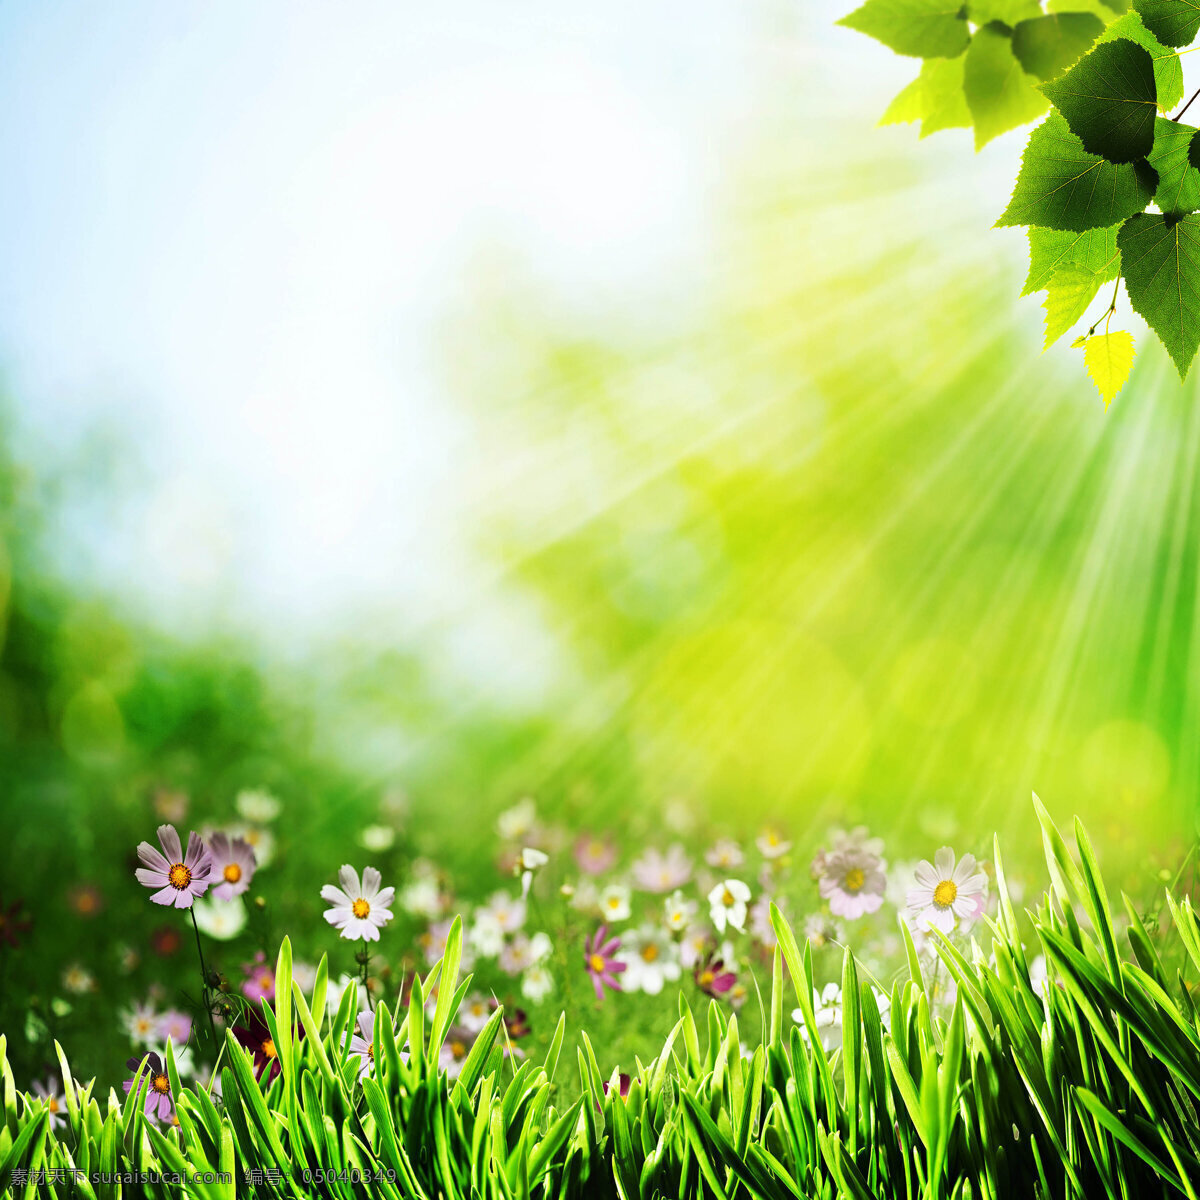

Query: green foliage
<box><xmin>1040</xmin><ymin>38</ymin><xmax>1158</xmax><ymax>161</ymax></box>
<box><xmin>844</xmin><ymin>0</ymin><xmax>1200</xmax><ymax>402</ymax></box>
<box><xmin>1118</xmin><ymin>211</ymin><xmax>1200</xmax><ymax>376</ymax></box>
<box><xmin>1082</xmin><ymin>329</ymin><xmax>1137</xmax><ymax>403</ymax></box>
<box><xmin>4</xmin><ymin>809</ymin><xmax>1200</xmax><ymax>1197</ymax></box>
<box><xmin>838</xmin><ymin>0</ymin><xmax>971</xmax><ymax>59</ymax></box>
<box><xmin>1013</xmin><ymin>13</ymin><xmax>1107</xmax><ymax>79</ymax></box>
<box><xmin>964</xmin><ymin>24</ymin><xmax>1051</xmax><ymax>148</ymax></box>
<box><xmin>880</xmin><ymin>56</ymin><xmax>972</xmax><ymax>136</ymax></box>
<box><xmin>996</xmin><ymin>111</ymin><xmax>1158</xmax><ymax>230</ymax></box>
<box><xmin>1023</xmin><ymin>223</ymin><xmax>1121</xmax><ymax>293</ymax></box>
<box><xmin>1134</xmin><ymin>0</ymin><xmax>1200</xmax><ymax>48</ymax></box>
<box><xmin>1042</xmin><ymin>263</ymin><xmax>1105</xmax><ymax>345</ymax></box>
<box><xmin>1148</xmin><ymin>117</ymin><xmax>1200</xmax><ymax>213</ymax></box>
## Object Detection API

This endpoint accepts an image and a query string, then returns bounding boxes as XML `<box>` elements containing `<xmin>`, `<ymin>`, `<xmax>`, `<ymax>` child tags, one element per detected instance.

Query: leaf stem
<box><xmin>1173</xmin><ymin>86</ymin><xmax>1200</xmax><ymax>123</ymax></box>
<box><xmin>1086</xmin><ymin>274</ymin><xmax>1122</xmax><ymax>339</ymax></box>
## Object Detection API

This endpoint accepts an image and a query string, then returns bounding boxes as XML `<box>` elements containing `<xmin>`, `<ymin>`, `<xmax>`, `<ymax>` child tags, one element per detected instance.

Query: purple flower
<box><xmin>206</xmin><ymin>832</ymin><xmax>257</xmax><ymax>900</ymax></box>
<box><xmin>630</xmin><ymin>845</ymin><xmax>692</xmax><ymax>893</ymax></box>
<box><xmin>818</xmin><ymin>848</ymin><xmax>886</xmax><ymax>920</ymax></box>
<box><xmin>123</xmin><ymin>1052</ymin><xmax>175</xmax><ymax>1124</ymax></box>
<box><xmin>240</xmin><ymin>951</ymin><xmax>276</xmax><ymax>1003</ymax></box>
<box><xmin>584</xmin><ymin>925</ymin><xmax>626</xmax><ymax>1001</ymax></box>
<box><xmin>157</xmin><ymin>1009</ymin><xmax>192</xmax><ymax>1045</ymax></box>
<box><xmin>603</xmin><ymin>1072</ymin><xmax>632</xmax><ymax>1099</ymax></box>
<box><xmin>693</xmin><ymin>953</ymin><xmax>737</xmax><ymax>999</ymax></box>
<box><xmin>232</xmin><ymin>1009</ymin><xmax>301</xmax><ymax>1083</ymax></box>
<box><xmin>321</xmin><ymin>866</ymin><xmax>395</xmax><ymax>942</ymax></box>
<box><xmin>349</xmin><ymin>1009</ymin><xmax>376</xmax><ymax>1080</ymax></box>
<box><xmin>135</xmin><ymin>825</ymin><xmax>214</xmax><ymax>909</ymax></box>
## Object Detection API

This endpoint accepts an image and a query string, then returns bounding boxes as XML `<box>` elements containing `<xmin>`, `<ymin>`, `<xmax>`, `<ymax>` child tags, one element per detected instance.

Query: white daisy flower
<box><xmin>616</xmin><ymin>925</ymin><xmax>681</xmax><ymax>995</ymax></box>
<box><xmin>521</xmin><ymin>963</ymin><xmax>555</xmax><ymax>1005</ymax></box>
<box><xmin>481</xmin><ymin>890</ymin><xmax>526</xmax><ymax>934</ymax></box>
<box><xmin>399</xmin><ymin>876</ymin><xmax>443</xmax><ymax>918</ymax></box>
<box><xmin>124</xmin><ymin>1002</ymin><xmax>161</xmax><ymax>1047</ymax></box>
<box><xmin>235</xmin><ymin>789</ymin><xmax>281</xmax><ymax>824</ymax></box>
<box><xmin>663</xmin><ymin>889</ymin><xmax>697</xmax><ymax>932</ymax></box>
<box><xmin>497</xmin><ymin>797</ymin><xmax>537</xmax><ymax>841</ymax></box>
<box><xmin>708</xmin><ymin>879</ymin><xmax>751</xmax><ymax>934</ymax></box>
<box><xmin>321</xmin><ymin>866</ymin><xmax>395</xmax><ymax>942</ymax></box>
<box><xmin>459</xmin><ymin>992</ymin><xmax>495</xmax><ymax>1034</ymax></box>
<box><xmin>598</xmin><ymin>883</ymin><xmax>632</xmax><ymax>923</ymax></box>
<box><xmin>469</xmin><ymin>910</ymin><xmax>505</xmax><ymax>958</ymax></box>
<box><xmin>226</xmin><ymin>823</ymin><xmax>275</xmax><ymax>868</ymax></box>
<box><xmin>518</xmin><ymin>846</ymin><xmax>549</xmax><ymax>898</ymax></box>
<box><xmin>192</xmin><ymin>895</ymin><xmax>248</xmax><ymax>941</ymax></box>
<box><xmin>62</xmin><ymin>963</ymin><xmax>95</xmax><ymax>994</ymax></box>
<box><xmin>906</xmin><ymin>848</ymin><xmax>988</xmax><ymax>934</ymax></box>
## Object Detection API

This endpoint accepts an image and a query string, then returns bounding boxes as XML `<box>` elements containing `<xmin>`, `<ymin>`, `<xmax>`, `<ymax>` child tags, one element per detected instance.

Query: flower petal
<box><xmin>184</xmin><ymin>832</ymin><xmax>209</xmax><ymax>869</ymax></box>
<box><xmin>338</xmin><ymin>865</ymin><xmax>361</xmax><ymax>899</ymax></box>
<box><xmin>158</xmin><ymin>825</ymin><xmax>183</xmax><ymax>864</ymax></box>
<box><xmin>149</xmin><ymin>885</ymin><xmax>177</xmax><ymax>906</ymax></box>
<box><xmin>136</xmin><ymin>868</ymin><xmax>170</xmax><ymax>889</ymax></box>
<box><xmin>321</xmin><ymin>885</ymin><xmax>352</xmax><ymax>908</ymax></box>
<box><xmin>933</xmin><ymin>847</ymin><xmax>956</xmax><ymax>878</ymax></box>
<box><xmin>361</xmin><ymin>867</ymin><xmax>382</xmax><ymax>899</ymax></box>
<box><xmin>138</xmin><ymin>842</ymin><xmax>171</xmax><ymax>872</ymax></box>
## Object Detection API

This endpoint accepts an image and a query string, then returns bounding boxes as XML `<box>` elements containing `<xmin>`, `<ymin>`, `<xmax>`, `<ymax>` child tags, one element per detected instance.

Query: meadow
<box><xmin>4</xmin><ymin>0</ymin><xmax>1200</xmax><ymax>1195</ymax></box>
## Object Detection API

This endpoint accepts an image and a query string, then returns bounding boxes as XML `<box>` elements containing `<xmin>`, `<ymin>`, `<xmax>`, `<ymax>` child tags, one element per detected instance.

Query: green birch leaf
<box><xmin>1132</xmin><ymin>0</ymin><xmax>1200</xmax><ymax>48</ymax></box>
<box><xmin>1117</xmin><ymin>211</ymin><xmax>1200</xmax><ymax>376</ymax></box>
<box><xmin>965</xmin><ymin>24</ymin><xmax>1051</xmax><ymax>149</ymax></box>
<box><xmin>881</xmin><ymin>57</ymin><xmax>971</xmax><ymax>136</ymax></box>
<box><xmin>1083</xmin><ymin>330</ymin><xmax>1136</xmax><ymax>406</ymax></box>
<box><xmin>1189</xmin><ymin>128</ymin><xmax>1200</xmax><ymax>168</ymax></box>
<box><xmin>1096</xmin><ymin>11</ymin><xmax>1184</xmax><ymax>111</ymax></box>
<box><xmin>1042</xmin><ymin>264</ymin><xmax>1104</xmax><ymax>347</ymax></box>
<box><xmin>1148</xmin><ymin>118</ymin><xmax>1200</xmax><ymax>213</ymax></box>
<box><xmin>997</xmin><ymin>111</ymin><xmax>1159</xmax><ymax>230</ymax></box>
<box><xmin>969</xmin><ymin>0</ymin><xmax>1042</xmax><ymax>21</ymax></box>
<box><xmin>1023</xmin><ymin>224</ymin><xmax>1121</xmax><ymax>294</ymax></box>
<box><xmin>1040</xmin><ymin>38</ymin><xmax>1158</xmax><ymax>162</ymax></box>
<box><xmin>1049</xmin><ymin>0</ymin><xmax>1127</xmax><ymax>14</ymax></box>
<box><xmin>838</xmin><ymin>0</ymin><xmax>971</xmax><ymax>59</ymax></box>
<box><xmin>1013</xmin><ymin>14</ymin><xmax>1106</xmax><ymax>81</ymax></box>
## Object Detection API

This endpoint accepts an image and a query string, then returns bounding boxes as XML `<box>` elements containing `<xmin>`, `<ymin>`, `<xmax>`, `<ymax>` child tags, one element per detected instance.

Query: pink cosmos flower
<box><xmin>157</xmin><ymin>1009</ymin><xmax>192</xmax><ymax>1044</ymax></box>
<box><xmin>350</xmin><ymin>1009</ymin><xmax>376</xmax><ymax>1080</ymax></box>
<box><xmin>630</xmin><ymin>845</ymin><xmax>693</xmax><ymax>893</ymax></box>
<box><xmin>124</xmin><ymin>1052</ymin><xmax>174</xmax><ymax>1124</ymax></box>
<box><xmin>206</xmin><ymin>832</ymin><xmax>257</xmax><ymax>900</ymax></box>
<box><xmin>240</xmin><ymin>951</ymin><xmax>276</xmax><ymax>1003</ymax></box>
<box><xmin>135</xmin><ymin>825</ymin><xmax>214</xmax><ymax>909</ymax></box>
<box><xmin>574</xmin><ymin>835</ymin><xmax>618</xmax><ymax>876</ymax></box>
<box><xmin>818</xmin><ymin>848</ymin><xmax>887</xmax><ymax>920</ymax></box>
<box><xmin>583</xmin><ymin>925</ymin><xmax>626</xmax><ymax>1001</ymax></box>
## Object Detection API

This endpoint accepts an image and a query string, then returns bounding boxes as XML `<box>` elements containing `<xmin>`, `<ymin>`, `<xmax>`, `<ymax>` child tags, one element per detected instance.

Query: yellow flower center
<box><xmin>934</xmin><ymin>880</ymin><xmax>958</xmax><ymax>907</ymax></box>
<box><xmin>699</xmin><ymin>970</ymin><xmax>714</xmax><ymax>987</ymax></box>
<box><xmin>48</xmin><ymin>1096</ymin><xmax>59</xmax><ymax>1112</ymax></box>
<box><xmin>722</xmin><ymin>889</ymin><xmax>735</xmax><ymax>906</ymax></box>
<box><xmin>223</xmin><ymin>863</ymin><xmax>242</xmax><ymax>884</ymax></box>
<box><xmin>589</xmin><ymin>953</ymin><xmax>607</xmax><ymax>973</ymax></box>
<box><xmin>168</xmin><ymin>863</ymin><xmax>192</xmax><ymax>890</ymax></box>
<box><xmin>262</xmin><ymin>1039</ymin><xmax>277</xmax><ymax>1059</ymax></box>
<box><xmin>352</xmin><ymin>898</ymin><xmax>371</xmax><ymax>919</ymax></box>
<box><xmin>259</xmin><ymin>973</ymin><xmax>274</xmax><ymax>993</ymax></box>
<box><xmin>843</xmin><ymin>868</ymin><xmax>865</xmax><ymax>893</ymax></box>
<box><xmin>367</xmin><ymin>1044</ymin><xmax>375</xmax><ymax>1060</ymax></box>
<box><xmin>641</xmin><ymin>943</ymin><xmax>660</xmax><ymax>963</ymax></box>
<box><xmin>152</xmin><ymin>1073</ymin><xmax>170</xmax><ymax>1094</ymax></box>
<box><xmin>450</xmin><ymin>1040</ymin><xmax>467</xmax><ymax>1058</ymax></box>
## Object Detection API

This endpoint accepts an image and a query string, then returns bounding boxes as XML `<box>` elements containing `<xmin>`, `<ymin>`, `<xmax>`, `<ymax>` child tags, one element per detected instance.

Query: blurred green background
<box><xmin>1</xmin><ymin>0</ymin><xmax>1197</xmax><ymax>1088</ymax></box>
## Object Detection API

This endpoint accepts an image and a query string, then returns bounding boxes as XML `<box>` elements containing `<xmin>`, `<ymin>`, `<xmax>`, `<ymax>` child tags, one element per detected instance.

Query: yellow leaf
<box><xmin>1081</xmin><ymin>331</ymin><xmax>1135</xmax><ymax>409</ymax></box>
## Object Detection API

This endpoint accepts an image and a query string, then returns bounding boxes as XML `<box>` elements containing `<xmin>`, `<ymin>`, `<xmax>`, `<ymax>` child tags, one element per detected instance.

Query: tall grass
<box><xmin>3</xmin><ymin>800</ymin><xmax>1199</xmax><ymax>1198</ymax></box>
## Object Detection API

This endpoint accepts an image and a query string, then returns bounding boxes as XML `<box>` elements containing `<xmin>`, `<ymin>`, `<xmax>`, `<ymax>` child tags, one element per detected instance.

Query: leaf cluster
<box><xmin>5</xmin><ymin>804</ymin><xmax>1200</xmax><ymax>1197</ymax></box>
<box><xmin>846</xmin><ymin>0</ymin><xmax>1200</xmax><ymax>405</ymax></box>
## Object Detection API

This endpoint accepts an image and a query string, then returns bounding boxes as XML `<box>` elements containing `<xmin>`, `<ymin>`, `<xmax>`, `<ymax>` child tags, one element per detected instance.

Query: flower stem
<box><xmin>190</xmin><ymin>907</ymin><xmax>218</xmax><ymax>1049</ymax></box>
